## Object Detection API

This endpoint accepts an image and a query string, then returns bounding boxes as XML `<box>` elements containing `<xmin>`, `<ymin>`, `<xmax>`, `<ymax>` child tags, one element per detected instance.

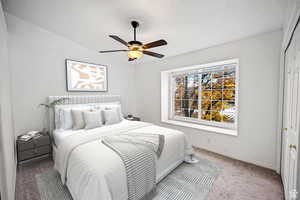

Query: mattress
<box><xmin>54</xmin><ymin>120</ymin><xmax>192</xmax><ymax>200</ymax></box>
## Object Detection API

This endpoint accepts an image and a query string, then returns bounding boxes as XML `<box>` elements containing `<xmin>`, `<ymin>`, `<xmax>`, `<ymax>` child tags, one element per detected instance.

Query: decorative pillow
<box><xmin>103</xmin><ymin>108</ymin><xmax>122</xmax><ymax>125</ymax></box>
<box><xmin>60</xmin><ymin>109</ymin><xmax>73</xmax><ymax>130</ymax></box>
<box><xmin>72</xmin><ymin>109</ymin><xmax>89</xmax><ymax>130</ymax></box>
<box><xmin>54</xmin><ymin>104</ymin><xmax>92</xmax><ymax>130</ymax></box>
<box><xmin>93</xmin><ymin>102</ymin><xmax>124</xmax><ymax>122</ymax></box>
<box><xmin>83</xmin><ymin>111</ymin><xmax>102</xmax><ymax>129</ymax></box>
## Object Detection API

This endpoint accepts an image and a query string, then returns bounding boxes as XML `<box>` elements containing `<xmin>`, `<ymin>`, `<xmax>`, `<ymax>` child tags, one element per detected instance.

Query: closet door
<box><xmin>282</xmin><ymin>23</ymin><xmax>300</xmax><ymax>200</ymax></box>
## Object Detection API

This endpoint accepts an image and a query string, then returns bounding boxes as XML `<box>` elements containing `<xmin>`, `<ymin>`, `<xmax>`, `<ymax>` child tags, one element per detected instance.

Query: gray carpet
<box><xmin>36</xmin><ymin>158</ymin><xmax>221</xmax><ymax>200</ymax></box>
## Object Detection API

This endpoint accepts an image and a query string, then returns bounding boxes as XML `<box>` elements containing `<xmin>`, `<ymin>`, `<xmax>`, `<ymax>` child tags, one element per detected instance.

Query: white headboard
<box><xmin>48</xmin><ymin>95</ymin><xmax>121</xmax><ymax>136</ymax></box>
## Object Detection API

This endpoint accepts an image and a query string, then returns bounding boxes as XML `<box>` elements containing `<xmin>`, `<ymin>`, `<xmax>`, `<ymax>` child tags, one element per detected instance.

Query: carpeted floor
<box><xmin>35</xmin><ymin>157</ymin><xmax>221</xmax><ymax>200</ymax></box>
<box><xmin>16</xmin><ymin>147</ymin><xmax>284</xmax><ymax>200</ymax></box>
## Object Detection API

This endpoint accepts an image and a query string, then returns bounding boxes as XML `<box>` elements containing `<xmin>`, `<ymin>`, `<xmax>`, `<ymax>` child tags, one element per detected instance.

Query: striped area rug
<box><xmin>36</xmin><ymin>157</ymin><xmax>222</xmax><ymax>200</ymax></box>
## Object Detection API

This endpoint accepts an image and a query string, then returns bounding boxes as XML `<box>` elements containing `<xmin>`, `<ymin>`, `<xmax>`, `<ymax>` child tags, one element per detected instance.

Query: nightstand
<box><xmin>17</xmin><ymin>132</ymin><xmax>52</xmax><ymax>165</ymax></box>
<box><xmin>125</xmin><ymin>116</ymin><xmax>141</xmax><ymax>121</ymax></box>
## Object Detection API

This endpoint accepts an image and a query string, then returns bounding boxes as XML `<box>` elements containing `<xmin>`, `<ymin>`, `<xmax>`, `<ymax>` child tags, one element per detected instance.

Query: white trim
<box><xmin>173</xmin><ymin>115</ymin><xmax>235</xmax><ymax>129</ymax></box>
<box><xmin>162</xmin><ymin>59</ymin><xmax>239</xmax><ymax>74</ymax></box>
<box><xmin>161</xmin><ymin>59</ymin><xmax>239</xmax><ymax>136</ymax></box>
<box><xmin>162</xmin><ymin>119</ymin><xmax>238</xmax><ymax>136</ymax></box>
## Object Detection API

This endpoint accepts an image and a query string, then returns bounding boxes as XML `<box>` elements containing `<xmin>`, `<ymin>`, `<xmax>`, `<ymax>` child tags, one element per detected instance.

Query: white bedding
<box><xmin>54</xmin><ymin>120</ymin><xmax>192</xmax><ymax>200</ymax></box>
<box><xmin>53</xmin><ymin>120</ymin><xmax>132</xmax><ymax>147</ymax></box>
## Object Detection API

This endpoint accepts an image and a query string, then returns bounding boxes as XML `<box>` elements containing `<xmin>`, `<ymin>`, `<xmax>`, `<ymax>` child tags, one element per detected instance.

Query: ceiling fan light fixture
<box><xmin>128</xmin><ymin>50</ymin><xmax>143</xmax><ymax>59</ymax></box>
<box><xmin>99</xmin><ymin>21</ymin><xmax>167</xmax><ymax>60</ymax></box>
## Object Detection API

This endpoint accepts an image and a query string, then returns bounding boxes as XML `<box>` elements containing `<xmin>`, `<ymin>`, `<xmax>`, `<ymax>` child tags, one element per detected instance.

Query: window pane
<box><xmin>190</xmin><ymin>111</ymin><xmax>198</xmax><ymax>119</ymax></box>
<box><xmin>224</xmin><ymin>70</ymin><xmax>235</xmax><ymax>78</ymax></box>
<box><xmin>223</xmin><ymin>109</ymin><xmax>235</xmax><ymax>123</ymax></box>
<box><xmin>212</xmin><ymin>111</ymin><xmax>222</xmax><ymax>122</ymax></box>
<box><xmin>223</xmin><ymin>113</ymin><xmax>235</xmax><ymax>123</ymax></box>
<box><xmin>187</xmin><ymin>75</ymin><xmax>194</xmax><ymax>88</ymax></box>
<box><xmin>201</xmin><ymin>90</ymin><xmax>212</xmax><ymax>100</ymax></box>
<box><xmin>222</xmin><ymin>101</ymin><xmax>235</xmax><ymax>122</ymax></box>
<box><xmin>174</xmin><ymin>109</ymin><xmax>184</xmax><ymax>116</ymax></box>
<box><xmin>211</xmin><ymin>101</ymin><xmax>222</xmax><ymax>111</ymax></box>
<box><xmin>175</xmin><ymin>89</ymin><xmax>182</xmax><ymax>99</ymax></box>
<box><xmin>174</xmin><ymin>100</ymin><xmax>182</xmax><ymax>111</ymax></box>
<box><xmin>223</xmin><ymin>101</ymin><xmax>235</xmax><ymax>110</ymax></box>
<box><xmin>212</xmin><ymin>78</ymin><xmax>223</xmax><ymax>89</ymax></box>
<box><xmin>201</xmin><ymin>111</ymin><xmax>211</xmax><ymax>120</ymax></box>
<box><xmin>223</xmin><ymin>90</ymin><xmax>235</xmax><ymax>100</ymax></box>
<box><xmin>201</xmin><ymin>73</ymin><xmax>211</xmax><ymax>89</ymax></box>
<box><xmin>181</xmin><ymin>99</ymin><xmax>189</xmax><ymax>110</ymax></box>
<box><xmin>189</xmin><ymin>100</ymin><xmax>198</xmax><ymax>110</ymax></box>
<box><xmin>188</xmin><ymin>88</ymin><xmax>198</xmax><ymax>100</ymax></box>
<box><xmin>212</xmin><ymin>90</ymin><xmax>222</xmax><ymax>100</ymax></box>
<box><xmin>224</xmin><ymin>78</ymin><xmax>235</xmax><ymax>89</ymax></box>
<box><xmin>201</xmin><ymin>99</ymin><xmax>211</xmax><ymax>110</ymax></box>
<box><xmin>212</xmin><ymin>71</ymin><xmax>224</xmax><ymax>79</ymax></box>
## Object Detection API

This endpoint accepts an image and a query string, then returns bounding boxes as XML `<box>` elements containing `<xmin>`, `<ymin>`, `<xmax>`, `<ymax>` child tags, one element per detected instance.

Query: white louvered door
<box><xmin>282</xmin><ymin>23</ymin><xmax>300</xmax><ymax>200</ymax></box>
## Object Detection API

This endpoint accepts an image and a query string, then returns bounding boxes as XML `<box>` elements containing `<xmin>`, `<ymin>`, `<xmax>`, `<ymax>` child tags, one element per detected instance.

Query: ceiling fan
<box><xmin>99</xmin><ymin>21</ymin><xmax>167</xmax><ymax>61</ymax></box>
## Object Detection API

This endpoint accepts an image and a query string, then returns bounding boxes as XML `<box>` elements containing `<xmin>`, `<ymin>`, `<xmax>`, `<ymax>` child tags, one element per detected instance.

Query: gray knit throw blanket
<box><xmin>102</xmin><ymin>133</ymin><xmax>165</xmax><ymax>200</ymax></box>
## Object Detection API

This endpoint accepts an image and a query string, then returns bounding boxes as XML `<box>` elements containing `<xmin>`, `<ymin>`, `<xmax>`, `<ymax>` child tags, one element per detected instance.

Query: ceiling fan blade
<box><xmin>109</xmin><ymin>35</ymin><xmax>129</xmax><ymax>47</ymax></box>
<box><xmin>143</xmin><ymin>39</ymin><xmax>167</xmax><ymax>49</ymax></box>
<box><xmin>99</xmin><ymin>50</ymin><xmax>127</xmax><ymax>53</ymax></box>
<box><xmin>143</xmin><ymin>50</ymin><xmax>164</xmax><ymax>58</ymax></box>
<box><xmin>128</xmin><ymin>58</ymin><xmax>136</xmax><ymax>61</ymax></box>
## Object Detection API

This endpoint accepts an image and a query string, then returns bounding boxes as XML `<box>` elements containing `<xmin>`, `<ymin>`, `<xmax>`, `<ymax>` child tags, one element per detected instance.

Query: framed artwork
<box><xmin>66</xmin><ymin>59</ymin><xmax>108</xmax><ymax>92</ymax></box>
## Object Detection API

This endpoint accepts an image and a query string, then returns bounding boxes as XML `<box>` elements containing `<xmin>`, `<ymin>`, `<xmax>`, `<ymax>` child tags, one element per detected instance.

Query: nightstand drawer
<box><xmin>17</xmin><ymin>135</ymin><xmax>50</xmax><ymax>151</ymax></box>
<box><xmin>18</xmin><ymin>145</ymin><xmax>51</xmax><ymax>161</ymax></box>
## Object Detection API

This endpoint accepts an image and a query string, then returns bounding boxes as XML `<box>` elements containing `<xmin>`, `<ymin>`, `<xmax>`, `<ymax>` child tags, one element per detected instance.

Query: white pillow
<box><xmin>103</xmin><ymin>108</ymin><xmax>122</xmax><ymax>125</ymax></box>
<box><xmin>92</xmin><ymin>102</ymin><xmax>124</xmax><ymax>121</ymax></box>
<box><xmin>60</xmin><ymin>109</ymin><xmax>73</xmax><ymax>130</ymax></box>
<box><xmin>71</xmin><ymin>109</ymin><xmax>89</xmax><ymax>130</ymax></box>
<box><xmin>54</xmin><ymin>104</ymin><xmax>91</xmax><ymax>130</ymax></box>
<box><xmin>84</xmin><ymin>111</ymin><xmax>102</xmax><ymax>129</ymax></box>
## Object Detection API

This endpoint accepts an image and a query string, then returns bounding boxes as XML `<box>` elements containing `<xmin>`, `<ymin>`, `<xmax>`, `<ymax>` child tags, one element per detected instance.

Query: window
<box><xmin>161</xmin><ymin>59</ymin><xmax>238</xmax><ymax>135</ymax></box>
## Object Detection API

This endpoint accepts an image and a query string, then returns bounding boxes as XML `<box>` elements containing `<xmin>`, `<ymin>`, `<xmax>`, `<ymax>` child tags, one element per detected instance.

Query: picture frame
<box><xmin>66</xmin><ymin>59</ymin><xmax>108</xmax><ymax>92</ymax></box>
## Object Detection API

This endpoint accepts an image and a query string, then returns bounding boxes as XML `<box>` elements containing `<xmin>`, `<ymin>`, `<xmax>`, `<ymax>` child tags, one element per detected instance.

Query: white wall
<box><xmin>0</xmin><ymin>2</ymin><xmax>16</xmax><ymax>200</ymax></box>
<box><xmin>6</xmin><ymin>14</ymin><xmax>136</xmax><ymax>136</ymax></box>
<box><xmin>283</xmin><ymin>0</ymin><xmax>300</xmax><ymax>46</ymax></box>
<box><xmin>135</xmin><ymin>30</ymin><xmax>282</xmax><ymax>170</ymax></box>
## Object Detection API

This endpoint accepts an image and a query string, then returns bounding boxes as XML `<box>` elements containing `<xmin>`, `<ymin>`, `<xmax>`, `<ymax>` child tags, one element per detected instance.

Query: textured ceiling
<box><xmin>4</xmin><ymin>0</ymin><xmax>286</xmax><ymax>62</ymax></box>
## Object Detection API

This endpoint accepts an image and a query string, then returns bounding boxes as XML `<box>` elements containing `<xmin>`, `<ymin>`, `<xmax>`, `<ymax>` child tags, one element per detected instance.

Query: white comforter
<box><xmin>54</xmin><ymin>120</ymin><xmax>192</xmax><ymax>200</ymax></box>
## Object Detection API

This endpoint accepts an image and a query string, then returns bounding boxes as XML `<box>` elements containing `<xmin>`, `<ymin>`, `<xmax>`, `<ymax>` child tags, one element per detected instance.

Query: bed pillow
<box><xmin>59</xmin><ymin>109</ymin><xmax>73</xmax><ymax>130</ymax></box>
<box><xmin>84</xmin><ymin>110</ymin><xmax>102</xmax><ymax>129</ymax></box>
<box><xmin>93</xmin><ymin>102</ymin><xmax>124</xmax><ymax>122</ymax></box>
<box><xmin>103</xmin><ymin>108</ymin><xmax>122</xmax><ymax>125</ymax></box>
<box><xmin>54</xmin><ymin>104</ymin><xmax>92</xmax><ymax>130</ymax></box>
<box><xmin>72</xmin><ymin>109</ymin><xmax>89</xmax><ymax>130</ymax></box>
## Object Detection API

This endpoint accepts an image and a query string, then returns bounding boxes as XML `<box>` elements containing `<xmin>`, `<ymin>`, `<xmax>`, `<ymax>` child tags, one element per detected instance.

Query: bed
<box><xmin>49</xmin><ymin>95</ymin><xmax>192</xmax><ymax>200</ymax></box>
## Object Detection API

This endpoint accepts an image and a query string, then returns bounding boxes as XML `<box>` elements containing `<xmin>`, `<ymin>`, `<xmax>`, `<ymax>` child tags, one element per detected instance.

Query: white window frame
<box><xmin>161</xmin><ymin>59</ymin><xmax>239</xmax><ymax>136</ymax></box>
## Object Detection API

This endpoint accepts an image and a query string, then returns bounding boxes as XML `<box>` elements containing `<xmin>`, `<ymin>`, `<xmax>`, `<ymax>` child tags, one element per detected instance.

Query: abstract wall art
<box><xmin>66</xmin><ymin>59</ymin><xmax>108</xmax><ymax>92</ymax></box>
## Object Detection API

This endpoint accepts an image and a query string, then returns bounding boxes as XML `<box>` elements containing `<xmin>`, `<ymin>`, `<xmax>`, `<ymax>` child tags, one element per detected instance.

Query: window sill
<box><xmin>161</xmin><ymin>119</ymin><xmax>238</xmax><ymax>136</ymax></box>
